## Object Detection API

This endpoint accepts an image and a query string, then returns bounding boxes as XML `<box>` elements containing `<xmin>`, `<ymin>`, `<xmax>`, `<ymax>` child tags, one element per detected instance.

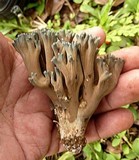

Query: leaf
<box><xmin>107</xmin><ymin>33</ymin><xmax>122</xmax><ymax>42</ymax></box>
<box><xmin>126</xmin><ymin>151</ymin><xmax>137</xmax><ymax>159</ymax></box>
<box><xmin>0</xmin><ymin>18</ymin><xmax>30</xmax><ymax>39</ymax></box>
<box><xmin>36</xmin><ymin>0</ymin><xmax>45</xmax><ymax>15</ymax></box>
<box><xmin>128</xmin><ymin>106</ymin><xmax>139</xmax><ymax>121</ymax></box>
<box><xmin>124</xmin><ymin>0</ymin><xmax>139</xmax><ymax>13</ymax></box>
<box><xmin>73</xmin><ymin>0</ymin><xmax>83</xmax><ymax>4</ymax></box>
<box><xmin>25</xmin><ymin>0</ymin><xmax>45</xmax><ymax>15</ymax></box>
<box><xmin>122</xmin><ymin>144</ymin><xmax>130</xmax><ymax>155</ymax></box>
<box><xmin>85</xmin><ymin>155</ymin><xmax>92</xmax><ymax>160</ymax></box>
<box><xmin>6</xmin><ymin>31</ymin><xmax>19</xmax><ymax>40</ymax></box>
<box><xmin>80</xmin><ymin>3</ymin><xmax>99</xmax><ymax>18</ymax></box>
<box><xmin>99</xmin><ymin>43</ymin><xmax>106</xmax><ymax>55</ymax></box>
<box><xmin>106</xmin><ymin>154</ymin><xmax>116</xmax><ymax>160</ymax></box>
<box><xmin>24</xmin><ymin>2</ymin><xmax>39</xmax><ymax>10</ymax></box>
<box><xmin>72</xmin><ymin>24</ymin><xmax>89</xmax><ymax>32</ymax></box>
<box><xmin>100</xmin><ymin>0</ymin><xmax>113</xmax><ymax>26</ymax></box>
<box><xmin>107</xmin><ymin>45</ymin><xmax>120</xmax><ymax>53</ymax></box>
<box><xmin>94</xmin><ymin>142</ymin><xmax>102</xmax><ymax>152</ymax></box>
<box><xmin>111</xmin><ymin>153</ymin><xmax>121</xmax><ymax>159</ymax></box>
<box><xmin>112</xmin><ymin>137</ymin><xmax>121</xmax><ymax>147</ymax></box>
<box><xmin>93</xmin><ymin>141</ymin><xmax>102</xmax><ymax>152</ymax></box>
<box><xmin>58</xmin><ymin>152</ymin><xmax>75</xmax><ymax>160</ymax></box>
<box><xmin>83</xmin><ymin>143</ymin><xmax>93</xmax><ymax>158</ymax></box>
<box><xmin>137</xmin><ymin>2</ymin><xmax>139</xmax><ymax>12</ymax></box>
<box><xmin>109</xmin><ymin>20</ymin><xmax>117</xmax><ymax>27</ymax></box>
<box><xmin>118</xmin><ymin>131</ymin><xmax>127</xmax><ymax>138</ymax></box>
<box><xmin>132</xmin><ymin>138</ymin><xmax>139</xmax><ymax>156</ymax></box>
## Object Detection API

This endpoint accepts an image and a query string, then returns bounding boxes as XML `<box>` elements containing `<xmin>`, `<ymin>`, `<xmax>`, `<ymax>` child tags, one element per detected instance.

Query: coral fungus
<box><xmin>13</xmin><ymin>28</ymin><xmax>124</xmax><ymax>154</ymax></box>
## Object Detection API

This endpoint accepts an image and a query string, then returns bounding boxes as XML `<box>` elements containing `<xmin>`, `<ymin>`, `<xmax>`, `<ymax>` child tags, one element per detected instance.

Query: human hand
<box><xmin>0</xmin><ymin>27</ymin><xmax>137</xmax><ymax>159</ymax></box>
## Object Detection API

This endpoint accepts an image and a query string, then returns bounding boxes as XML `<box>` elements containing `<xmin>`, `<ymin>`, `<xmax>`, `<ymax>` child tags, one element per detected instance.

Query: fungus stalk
<box><xmin>13</xmin><ymin>29</ymin><xmax>124</xmax><ymax>154</ymax></box>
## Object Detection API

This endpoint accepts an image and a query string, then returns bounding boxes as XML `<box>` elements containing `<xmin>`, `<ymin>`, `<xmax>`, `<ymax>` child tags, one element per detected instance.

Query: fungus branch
<box><xmin>13</xmin><ymin>29</ymin><xmax>124</xmax><ymax>154</ymax></box>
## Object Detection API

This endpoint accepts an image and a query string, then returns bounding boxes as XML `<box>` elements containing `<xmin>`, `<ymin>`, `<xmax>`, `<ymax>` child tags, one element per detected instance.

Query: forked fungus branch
<box><xmin>13</xmin><ymin>29</ymin><xmax>124</xmax><ymax>154</ymax></box>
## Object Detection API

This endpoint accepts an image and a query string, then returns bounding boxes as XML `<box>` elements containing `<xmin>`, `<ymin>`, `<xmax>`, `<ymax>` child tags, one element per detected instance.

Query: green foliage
<box><xmin>112</xmin><ymin>131</ymin><xmax>127</xmax><ymax>145</ymax></box>
<box><xmin>125</xmin><ymin>138</ymin><xmax>139</xmax><ymax>160</ymax></box>
<box><xmin>132</xmin><ymin>138</ymin><xmax>139</xmax><ymax>156</ymax></box>
<box><xmin>47</xmin><ymin>13</ymin><xmax>61</xmax><ymax>30</ymax></box>
<box><xmin>112</xmin><ymin>137</ymin><xmax>121</xmax><ymax>147</ymax></box>
<box><xmin>83</xmin><ymin>142</ymin><xmax>103</xmax><ymax>160</ymax></box>
<box><xmin>124</xmin><ymin>0</ymin><xmax>139</xmax><ymax>13</ymax></box>
<box><xmin>83</xmin><ymin>140</ymin><xmax>122</xmax><ymax>160</ymax></box>
<box><xmin>80</xmin><ymin>130</ymin><xmax>139</xmax><ymax>160</ymax></box>
<box><xmin>0</xmin><ymin>0</ymin><xmax>46</xmax><ymax>38</ymax></box>
<box><xmin>73</xmin><ymin>0</ymin><xmax>83</xmax><ymax>4</ymax></box>
<box><xmin>122</xmin><ymin>144</ymin><xmax>130</xmax><ymax>155</ymax></box>
<box><xmin>57</xmin><ymin>152</ymin><xmax>75</xmax><ymax>160</ymax></box>
<box><xmin>24</xmin><ymin>0</ymin><xmax>45</xmax><ymax>15</ymax></box>
<box><xmin>93</xmin><ymin>141</ymin><xmax>102</xmax><ymax>152</ymax></box>
<box><xmin>104</xmin><ymin>153</ymin><xmax>117</xmax><ymax>160</ymax></box>
<box><xmin>128</xmin><ymin>105</ymin><xmax>139</xmax><ymax>121</ymax></box>
<box><xmin>0</xmin><ymin>18</ymin><xmax>31</xmax><ymax>39</ymax></box>
<box><xmin>72</xmin><ymin>0</ymin><xmax>139</xmax><ymax>54</ymax></box>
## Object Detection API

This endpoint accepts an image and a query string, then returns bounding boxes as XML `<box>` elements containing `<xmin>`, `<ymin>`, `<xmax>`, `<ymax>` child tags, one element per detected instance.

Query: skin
<box><xmin>0</xmin><ymin>27</ymin><xmax>138</xmax><ymax>160</ymax></box>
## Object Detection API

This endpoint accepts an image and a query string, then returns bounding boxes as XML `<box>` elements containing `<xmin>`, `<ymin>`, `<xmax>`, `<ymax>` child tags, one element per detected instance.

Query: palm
<box><xmin>0</xmin><ymin>35</ymin><xmax>58</xmax><ymax>159</ymax></box>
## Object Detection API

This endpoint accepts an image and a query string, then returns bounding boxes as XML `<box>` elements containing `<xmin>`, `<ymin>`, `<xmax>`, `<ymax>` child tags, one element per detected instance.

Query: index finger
<box><xmin>79</xmin><ymin>27</ymin><xmax>106</xmax><ymax>47</ymax></box>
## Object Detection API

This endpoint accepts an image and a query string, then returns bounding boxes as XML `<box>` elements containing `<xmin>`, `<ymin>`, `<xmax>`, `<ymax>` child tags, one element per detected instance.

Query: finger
<box><xmin>96</xmin><ymin>69</ymin><xmax>139</xmax><ymax>113</ymax></box>
<box><xmin>86</xmin><ymin>108</ymin><xmax>134</xmax><ymax>142</ymax></box>
<box><xmin>79</xmin><ymin>26</ymin><xmax>106</xmax><ymax>47</ymax></box>
<box><xmin>112</xmin><ymin>46</ymin><xmax>139</xmax><ymax>72</ymax></box>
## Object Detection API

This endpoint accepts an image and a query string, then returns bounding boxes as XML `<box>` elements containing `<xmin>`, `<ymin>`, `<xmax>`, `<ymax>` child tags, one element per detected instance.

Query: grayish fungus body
<box><xmin>13</xmin><ymin>29</ymin><xmax>124</xmax><ymax>154</ymax></box>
